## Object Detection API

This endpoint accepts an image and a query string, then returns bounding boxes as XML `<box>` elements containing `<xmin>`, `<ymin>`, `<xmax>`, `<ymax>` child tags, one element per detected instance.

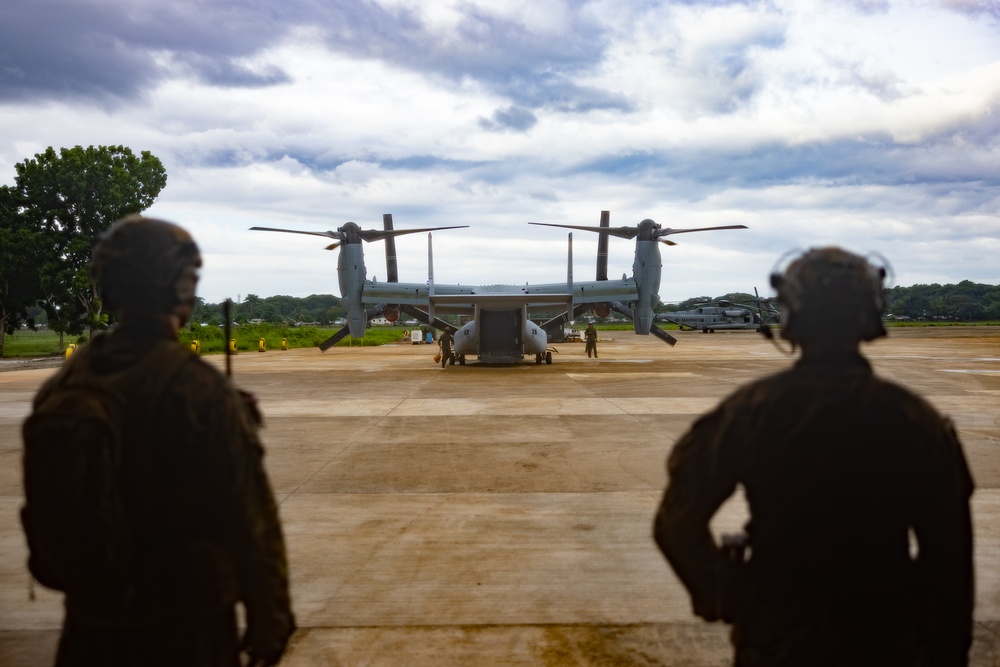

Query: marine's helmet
<box><xmin>91</xmin><ymin>215</ymin><xmax>202</xmax><ymax>324</ymax></box>
<box><xmin>770</xmin><ymin>247</ymin><xmax>887</xmax><ymax>345</ymax></box>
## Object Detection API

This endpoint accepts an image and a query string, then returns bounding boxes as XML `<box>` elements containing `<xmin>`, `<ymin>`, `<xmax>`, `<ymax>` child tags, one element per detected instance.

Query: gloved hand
<box><xmin>242</xmin><ymin>612</ymin><xmax>295</xmax><ymax>667</ymax></box>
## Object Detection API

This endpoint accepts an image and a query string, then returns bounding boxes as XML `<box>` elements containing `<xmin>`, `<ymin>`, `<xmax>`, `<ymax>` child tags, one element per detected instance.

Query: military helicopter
<box><xmin>250</xmin><ymin>211</ymin><xmax>747</xmax><ymax>364</ymax></box>
<box><xmin>655</xmin><ymin>289</ymin><xmax>781</xmax><ymax>333</ymax></box>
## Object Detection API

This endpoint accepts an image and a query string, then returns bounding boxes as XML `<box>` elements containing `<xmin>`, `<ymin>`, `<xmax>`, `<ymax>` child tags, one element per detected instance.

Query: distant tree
<box><xmin>0</xmin><ymin>185</ymin><xmax>46</xmax><ymax>356</ymax></box>
<box><xmin>8</xmin><ymin>145</ymin><xmax>167</xmax><ymax>340</ymax></box>
<box><xmin>191</xmin><ymin>297</ymin><xmax>223</xmax><ymax>326</ymax></box>
<box><xmin>676</xmin><ymin>296</ymin><xmax>713</xmax><ymax>310</ymax></box>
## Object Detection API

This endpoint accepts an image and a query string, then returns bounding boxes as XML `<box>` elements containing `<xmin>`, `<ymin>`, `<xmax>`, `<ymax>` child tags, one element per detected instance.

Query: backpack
<box><xmin>20</xmin><ymin>339</ymin><xmax>193</xmax><ymax>611</ymax></box>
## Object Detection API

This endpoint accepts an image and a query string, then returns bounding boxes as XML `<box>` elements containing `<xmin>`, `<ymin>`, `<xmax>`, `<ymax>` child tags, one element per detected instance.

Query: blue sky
<box><xmin>2</xmin><ymin>0</ymin><xmax>998</xmax><ymax>303</ymax></box>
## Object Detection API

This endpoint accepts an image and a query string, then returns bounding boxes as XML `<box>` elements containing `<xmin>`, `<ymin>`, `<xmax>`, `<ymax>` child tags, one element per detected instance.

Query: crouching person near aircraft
<box><xmin>653</xmin><ymin>247</ymin><xmax>974</xmax><ymax>666</ymax></box>
<box><xmin>21</xmin><ymin>216</ymin><xmax>295</xmax><ymax>667</ymax></box>
<box><xmin>439</xmin><ymin>326</ymin><xmax>456</xmax><ymax>367</ymax></box>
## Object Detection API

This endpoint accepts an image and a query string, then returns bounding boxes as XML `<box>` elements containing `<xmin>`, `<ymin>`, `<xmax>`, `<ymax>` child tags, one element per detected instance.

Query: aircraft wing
<box><xmin>521</xmin><ymin>279</ymin><xmax>638</xmax><ymax>304</ymax></box>
<box><xmin>361</xmin><ymin>281</ymin><xmax>476</xmax><ymax>315</ymax></box>
<box><xmin>361</xmin><ymin>278</ymin><xmax>638</xmax><ymax>314</ymax></box>
<box><xmin>430</xmin><ymin>293</ymin><xmax>573</xmax><ymax>312</ymax></box>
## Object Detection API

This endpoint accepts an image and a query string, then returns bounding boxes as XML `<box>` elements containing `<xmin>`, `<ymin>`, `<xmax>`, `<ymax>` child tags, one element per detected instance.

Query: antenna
<box><xmin>567</xmin><ymin>233</ymin><xmax>574</xmax><ymax>314</ymax></box>
<box><xmin>224</xmin><ymin>299</ymin><xmax>233</xmax><ymax>377</ymax></box>
<box><xmin>427</xmin><ymin>232</ymin><xmax>435</xmax><ymax>323</ymax></box>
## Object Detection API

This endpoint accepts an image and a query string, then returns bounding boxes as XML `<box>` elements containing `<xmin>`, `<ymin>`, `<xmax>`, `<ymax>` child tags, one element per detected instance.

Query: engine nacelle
<box><xmin>455</xmin><ymin>321</ymin><xmax>478</xmax><ymax>357</ymax></box>
<box><xmin>522</xmin><ymin>319</ymin><xmax>547</xmax><ymax>355</ymax></box>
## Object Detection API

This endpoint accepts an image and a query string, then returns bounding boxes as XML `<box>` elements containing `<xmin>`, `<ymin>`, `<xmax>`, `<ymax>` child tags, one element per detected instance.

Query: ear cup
<box><xmin>773</xmin><ymin>247</ymin><xmax>887</xmax><ymax>345</ymax></box>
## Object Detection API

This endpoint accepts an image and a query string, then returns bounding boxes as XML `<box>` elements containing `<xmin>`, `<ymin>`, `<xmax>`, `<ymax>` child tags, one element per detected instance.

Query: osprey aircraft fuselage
<box><xmin>251</xmin><ymin>212</ymin><xmax>747</xmax><ymax>364</ymax></box>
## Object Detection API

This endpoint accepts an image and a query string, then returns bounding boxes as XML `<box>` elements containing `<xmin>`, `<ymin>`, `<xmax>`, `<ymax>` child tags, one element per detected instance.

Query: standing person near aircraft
<box><xmin>21</xmin><ymin>216</ymin><xmax>295</xmax><ymax>666</ymax></box>
<box><xmin>439</xmin><ymin>326</ymin><xmax>456</xmax><ymax>367</ymax></box>
<box><xmin>653</xmin><ymin>247</ymin><xmax>974</xmax><ymax>666</ymax></box>
<box><xmin>584</xmin><ymin>322</ymin><xmax>598</xmax><ymax>358</ymax></box>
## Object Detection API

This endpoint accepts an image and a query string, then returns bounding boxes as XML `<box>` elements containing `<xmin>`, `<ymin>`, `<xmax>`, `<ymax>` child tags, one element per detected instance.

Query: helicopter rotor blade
<box><xmin>529</xmin><ymin>222</ymin><xmax>640</xmax><ymax>240</ymax></box>
<box><xmin>596</xmin><ymin>211</ymin><xmax>610</xmax><ymax>281</ymax></box>
<box><xmin>383</xmin><ymin>214</ymin><xmax>399</xmax><ymax>283</ymax></box>
<box><xmin>359</xmin><ymin>226</ymin><xmax>469</xmax><ymax>242</ymax></box>
<box><xmin>399</xmin><ymin>304</ymin><xmax>453</xmax><ymax>331</ymax></box>
<box><xmin>250</xmin><ymin>226</ymin><xmax>344</xmax><ymax>241</ymax></box>
<box><xmin>655</xmin><ymin>224</ymin><xmax>748</xmax><ymax>239</ymax></box>
<box><xmin>318</xmin><ymin>327</ymin><xmax>351</xmax><ymax>351</ymax></box>
<box><xmin>650</xmin><ymin>323</ymin><xmax>678</xmax><ymax>347</ymax></box>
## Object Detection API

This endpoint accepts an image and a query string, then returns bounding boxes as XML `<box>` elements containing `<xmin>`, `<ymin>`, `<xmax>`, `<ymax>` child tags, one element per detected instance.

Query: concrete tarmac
<box><xmin>1</xmin><ymin>326</ymin><xmax>998</xmax><ymax>666</ymax></box>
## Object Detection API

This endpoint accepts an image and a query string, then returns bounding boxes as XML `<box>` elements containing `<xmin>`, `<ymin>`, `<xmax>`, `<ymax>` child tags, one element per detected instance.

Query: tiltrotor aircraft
<box><xmin>251</xmin><ymin>211</ymin><xmax>746</xmax><ymax>364</ymax></box>
<box><xmin>656</xmin><ymin>289</ymin><xmax>781</xmax><ymax>333</ymax></box>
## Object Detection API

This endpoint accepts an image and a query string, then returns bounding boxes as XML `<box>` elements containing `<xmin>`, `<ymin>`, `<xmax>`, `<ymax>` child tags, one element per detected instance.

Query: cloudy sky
<box><xmin>2</xmin><ymin>0</ymin><xmax>998</xmax><ymax>304</ymax></box>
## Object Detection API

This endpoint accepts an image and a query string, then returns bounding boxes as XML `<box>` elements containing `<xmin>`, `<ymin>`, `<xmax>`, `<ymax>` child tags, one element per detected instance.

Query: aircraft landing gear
<box><xmin>545</xmin><ymin>351</ymin><xmax>553</xmax><ymax>364</ymax></box>
<box><xmin>535</xmin><ymin>353</ymin><xmax>543</xmax><ymax>364</ymax></box>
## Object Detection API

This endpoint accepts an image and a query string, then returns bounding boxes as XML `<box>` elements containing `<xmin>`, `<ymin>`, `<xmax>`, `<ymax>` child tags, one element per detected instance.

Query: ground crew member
<box><xmin>585</xmin><ymin>322</ymin><xmax>598</xmax><ymax>358</ymax></box>
<box><xmin>32</xmin><ymin>216</ymin><xmax>295</xmax><ymax>666</ymax></box>
<box><xmin>439</xmin><ymin>326</ymin><xmax>456</xmax><ymax>367</ymax></box>
<box><xmin>653</xmin><ymin>247</ymin><xmax>973</xmax><ymax>666</ymax></box>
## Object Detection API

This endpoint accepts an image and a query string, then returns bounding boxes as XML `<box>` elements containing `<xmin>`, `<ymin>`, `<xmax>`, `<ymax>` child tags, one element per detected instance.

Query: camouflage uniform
<box><xmin>47</xmin><ymin>322</ymin><xmax>294</xmax><ymax>667</ymax></box>
<box><xmin>654</xmin><ymin>349</ymin><xmax>973</xmax><ymax>666</ymax></box>
<box><xmin>439</xmin><ymin>329</ymin><xmax>455</xmax><ymax>367</ymax></box>
<box><xmin>31</xmin><ymin>216</ymin><xmax>294</xmax><ymax>666</ymax></box>
<box><xmin>585</xmin><ymin>324</ymin><xmax>598</xmax><ymax>357</ymax></box>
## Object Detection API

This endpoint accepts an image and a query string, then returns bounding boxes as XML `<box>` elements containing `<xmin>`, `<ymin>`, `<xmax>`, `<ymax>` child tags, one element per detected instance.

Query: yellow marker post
<box><xmin>190</xmin><ymin>340</ymin><xmax>201</xmax><ymax>354</ymax></box>
<box><xmin>229</xmin><ymin>339</ymin><xmax>237</xmax><ymax>354</ymax></box>
<box><xmin>64</xmin><ymin>343</ymin><xmax>78</xmax><ymax>359</ymax></box>
<box><xmin>258</xmin><ymin>338</ymin><xmax>266</xmax><ymax>352</ymax></box>
<box><xmin>281</xmin><ymin>338</ymin><xmax>288</xmax><ymax>351</ymax></box>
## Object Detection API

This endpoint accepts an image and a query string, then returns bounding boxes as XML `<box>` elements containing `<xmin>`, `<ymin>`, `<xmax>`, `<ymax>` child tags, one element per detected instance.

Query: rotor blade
<box><xmin>540</xmin><ymin>303</ymin><xmax>590</xmax><ymax>336</ymax></box>
<box><xmin>610</xmin><ymin>301</ymin><xmax>634</xmax><ymax>321</ymax></box>
<box><xmin>529</xmin><ymin>222</ymin><xmax>639</xmax><ymax>240</ymax></box>
<box><xmin>359</xmin><ymin>226</ymin><xmax>469</xmax><ymax>242</ymax></box>
<box><xmin>657</xmin><ymin>239</ymin><xmax>678</xmax><ymax>246</ymax></box>
<box><xmin>325</xmin><ymin>242</ymin><xmax>341</xmax><ymax>251</ymax></box>
<box><xmin>596</xmin><ymin>211</ymin><xmax>610</xmax><ymax>281</ymax></box>
<box><xmin>399</xmin><ymin>304</ymin><xmax>453</xmax><ymax>331</ymax></box>
<box><xmin>656</xmin><ymin>225</ymin><xmax>748</xmax><ymax>239</ymax></box>
<box><xmin>320</xmin><ymin>303</ymin><xmax>387</xmax><ymax>351</ymax></box>
<box><xmin>318</xmin><ymin>327</ymin><xmax>351</xmax><ymax>351</ymax></box>
<box><xmin>383</xmin><ymin>214</ymin><xmax>399</xmax><ymax>283</ymax></box>
<box><xmin>250</xmin><ymin>226</ymin><xmax>343</xmax><ymax>241</ymax></box>
<box><xmin>650</xmin><ymin>323</ymin><xmax>679</xmax><ymax>347</ymax></box>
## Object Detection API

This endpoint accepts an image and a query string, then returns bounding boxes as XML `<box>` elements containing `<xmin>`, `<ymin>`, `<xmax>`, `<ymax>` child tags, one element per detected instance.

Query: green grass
<box><xmin>885</xmin><ymin>320</ymin><xmax>1000</xmax><ymax>328</ymax></box>
<box><xmin>5</xmin><ymin>320</ymin><xmax>998</xmax><ymax>359</ymax></box>
<box><xmin>1</xmin><ymin>325</ymin><xmax>409</xmax><ymax>358</ymax></box>
<box><xmin>2</xmin><ymin>329</ymin><xmax>78</xmax><ymax>358</ymax></box>
<box><xmin>178</xmin><ymin>324</ymin><xmax>406</xmax><ymax>353</ymax></box>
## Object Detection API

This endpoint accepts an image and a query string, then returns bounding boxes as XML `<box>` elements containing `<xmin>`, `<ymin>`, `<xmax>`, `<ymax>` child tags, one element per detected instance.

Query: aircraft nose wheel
<box><xmin>545</xmin><ymin>351</ymin><xmax>553</xmax><ymax>364</ymax></box>
<box><xmin>535</xmin><ymin>354</ymin><xmax>543</xmax><ymax>364</ymax></box>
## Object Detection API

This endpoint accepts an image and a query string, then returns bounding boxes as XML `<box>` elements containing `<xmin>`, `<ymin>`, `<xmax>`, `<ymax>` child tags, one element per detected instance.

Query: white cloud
<box><xmin>1</xmin><ymin>0</ymin><xmax>998</xmax><ymax>304</ymax></box>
